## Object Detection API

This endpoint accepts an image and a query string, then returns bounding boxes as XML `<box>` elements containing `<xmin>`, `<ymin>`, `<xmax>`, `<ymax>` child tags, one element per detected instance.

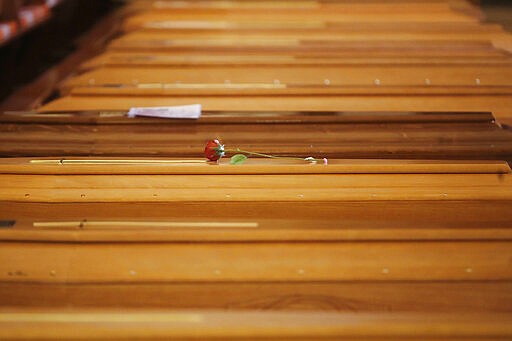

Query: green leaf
<box><xmin>230</xmin><ymin>154</ymin><xmax>248</xmax><ymax>165</ymax></box>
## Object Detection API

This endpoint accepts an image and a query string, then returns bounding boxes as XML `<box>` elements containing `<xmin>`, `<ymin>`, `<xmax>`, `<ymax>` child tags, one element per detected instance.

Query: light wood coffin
<box><xmin>2</xmin><ymin>111</ymin><xmax>512</xmax><ymax>160</ymax></box>
<box><xmin>0</xmin><ymin>157</ymin><xmax>511</xmax><ymax>314</ymax></box>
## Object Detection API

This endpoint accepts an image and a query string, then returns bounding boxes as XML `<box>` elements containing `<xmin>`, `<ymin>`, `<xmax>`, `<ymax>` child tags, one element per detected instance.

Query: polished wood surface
<box><xmin>1</xmin><ymin>310</ymin><xmax>511</xmax><ymax>340</ymax></box>
<box><xmin>62</xmin><ymin>65</ymin><xmax>512</xmax><ymax>88</ymax></box>
<box><xmin>81</xmin><ymin>53</ymin><xmax>512</xmax><ymax>70</ymax></box>
<box><xmin>1</xmin><ymin>282</ymin><xmax>511</xmax><ymax>313</ymax></box>
<box><xmin>2</xmin><ymin>111</ymin><xmax>510</xmax><ymax>160</ymax></box>
<box><xmin>34</xmin><ymin>0</ymin><xmax>512</xmax><ymax>125</ymax></box>
<box><xmin>2</xmin><ymin>0</ymin><xmax>512</xmax><ymax>339</ymax></box>
<box><xmin>3</xmin><ymin>200</ymin><xmax>512</xmax><ymax>239</ymax></box>
<box><xmin>2</xmin><ymin>157</ymin><xmax>510</xmax><ymax>174</ymax></box>
<box><xmin>3</xmin><ymin>174</ymin><xmax>511</xmax><ymax>202</ymax></box>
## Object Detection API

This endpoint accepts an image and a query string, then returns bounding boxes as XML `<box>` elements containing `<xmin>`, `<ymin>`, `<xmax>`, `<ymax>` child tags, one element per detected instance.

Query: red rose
<box><xmin>204</xmin><ymin>139</ymin><xmax>325</xmax><ymax>165</ymax></box>
<box><xmin>204</xmin><ymin>139</ymin><xmax>225</xmax><ymax>161</ymax></box>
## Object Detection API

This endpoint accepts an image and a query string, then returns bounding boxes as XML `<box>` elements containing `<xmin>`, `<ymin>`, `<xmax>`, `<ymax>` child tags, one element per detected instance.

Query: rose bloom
<box><xmin>204</xmin><ymin>139</ymin><xmax>225</xmax><ymax>161</ymax></box>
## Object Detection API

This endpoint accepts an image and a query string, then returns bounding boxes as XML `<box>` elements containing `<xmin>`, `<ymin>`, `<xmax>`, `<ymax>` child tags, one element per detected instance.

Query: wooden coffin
<box><xmin>0</xmin><ymin>157</ymin><xmax>511</xmax><ymax>313</ymax></box>
<box><xmin>2</xmin><ymin>111</ymin><xmax>511</xmax><ymax>159</ymax></box>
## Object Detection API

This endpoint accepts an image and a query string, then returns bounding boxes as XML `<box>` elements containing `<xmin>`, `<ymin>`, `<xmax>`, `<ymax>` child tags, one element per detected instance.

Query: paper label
<box><xmin>127</xmin><ymin>104</ymin><xmax>201</xmax><ymax>119</ymax></box>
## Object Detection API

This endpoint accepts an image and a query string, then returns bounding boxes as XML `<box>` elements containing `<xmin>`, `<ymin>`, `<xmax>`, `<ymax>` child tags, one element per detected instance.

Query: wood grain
<box><xmin>2</xmin><ymin>198</ymin><xmax>512</xmax><ymax>243</ymax></box>
<box><xmin>37</xmin><ymin>94</ymin><xmax>512</xmax><ymax>114</ymax></box>
<box><xmin>0</xmin><ymin>310</ymin><xmax>511</xmax><ymax>340</ymax></box>
<box><xmin>81</xmin><ymin>53</ymin><xmax>512</xmax><ymax>70</ymax></box>
<box><xmin>0</xmin><ymin>158</ymin><xmax>509</xmax><ymax>174</ymax></box>
<box><xmin>1</xmin><ymin>241</ymin><xmax>511</xmax><ymax>282</ymax></box>
<box><xmin>63</xmin><ymin>65</ymin><xmax>512</xmax><ymax>89</ymax></box>
<box><xmin>3</xmin><ymin>112</ymin><xmax>511</xmax><ymax>159</ymax></box>
<box><xmin>2</xmin><ymin>1</ymin><xmax>512</xmax><ymax>337</ymax></box>
<box><xmin>2</xmin><ymin>201</ymin><xmax>511</xmax><ymax>224</ymax></box>
<box><xmin>2</xmin><ymin>172</ymin><xmax>511</xmax><ymax>202</ymax></box>
<box><xmin>0</xmin><ymin>281</ymin><xmax>510</xmax><ymax>312</ymax></box>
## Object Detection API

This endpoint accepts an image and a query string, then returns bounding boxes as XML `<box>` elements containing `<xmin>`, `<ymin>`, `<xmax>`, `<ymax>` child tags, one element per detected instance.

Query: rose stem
<box><xmin>225</xmin><ymin>148</ymin><xmax>317</xmax><ymax>162</ymax></box>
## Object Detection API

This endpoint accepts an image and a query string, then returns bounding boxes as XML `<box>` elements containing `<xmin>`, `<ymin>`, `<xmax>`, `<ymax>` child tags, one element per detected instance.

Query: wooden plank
<box><xmin>2</xmin><ymin>115</ymin><xmax>510</xmax><ymax>159</ymax></box>
<box><xmin>128</xmin><ymin>20</ymin><xmax>498</xmax><ymax>33</ymax></box>
<box><xmin>0</xmin><ymin>310</ymin><xmax>510</xmax><ymax>340</ymax></box>
<box><xmin>5</xmin><ymin>173</ymin><xmax>511</xmax><ymax>188</ymax></box>
<box><xmin>0</xmin><ymin>167</ymin><xmax>510</xmax><ymax>242</ymax></box>
<box><xmin>112</xmin><ymin>28</ymin><xmax>508</xmax><ymax>43</ymax></box>
<box><xmin>0</xmin><ymin>282</ymin><xmax>510</xmax><ymax>312</ymax></box>
<box><xmin>62</xmin><ymin>65</ymin><xmax>512</xmax><ymax>89</ymax></box>
<box><xmin>1</xmin><ymin>172</ymin><xmax>511</xmax><ymax>202</ymax></box>
<box><xmin>0</xmin><ymin>197</ymin><xmax>511</xmax><ymax>249</ymax></box>
<box><xmin>4</xmin><ymin>123</ymin><xmax>445</xmax><ymax>148</ymax></box>
<box><xmin>122</xmin><ymin>10</ymin><xmax>477</xmax><ymax>31</ymax></box>
<box><xmin>67</xmin><ymin>85</ymin><xmax>512</xmax><ymax>96</ymax></box>
<box><xmin>0</xmin><ymin>241</ymin><xmax>511</xmax><ymax>282</ymax></box>
<box><xmin>134</xmin><ymin>0</ymin><xmax>320</xmax><ymax>10</ymax></box>
<box><xmin>106</xmin><ymin>40</ymin><xmax>507</xmax><ymax>57</ymax></box>
<box><xmin>1</xmin><ymin>212</ymin><xmax>512</xmax><ymax>242</ymax></box>
<box><xmin>36</xmin><ymin>94</ymin><xmax>512</xmax><ymax>114</ymax></box>
<box><xmin>1</xmin><ymin>111</ymin><xmax>496</xmax><ymax>124</ymax></box>
<box><xmin>126</xmin><ymin>0</ymin><xmax>468</xmax><ymax>11</ymax></box>
<box><xmin>2</xmin><ymin>201</ymin><xmax>511</xmax><ymax>225</ymax></box>
<box><xmin>6</xmin><ymin>141</ymin><xmax>511</xmax><ymax>159</ymax></box>
<box><xmin>15</xmin><ymin>125</ymin><xmax>504</xmax><ymax>143</ymax></box>
<box><xmin>134</xmin><ymin>2</ymin><xmax>456</xmax><ymax>13</ymax></box>
<box><xmin>80</xmin><ymin>53</ymin><xmax>512</xmax><ymax>70</ymax></box>
<box><xmin>3</xmin><ymin>219</ymin><xmax>512</xmax><ymax>242</ymax></box>
<box><xmin>1</xmin><ymin>158</ymin><xmax>508</xmax><ymax>175</ymax></box>
<box><xmin>121</xmin><ymin>21</ymin><xmax>503</xmax><ymax>35</ymax></box>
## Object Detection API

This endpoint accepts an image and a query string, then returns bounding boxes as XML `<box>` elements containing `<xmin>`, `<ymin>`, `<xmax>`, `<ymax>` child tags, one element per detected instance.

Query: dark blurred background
<box><xmin>0</xmin><ymin>0</ymin><xmax>120</xmax><ymax>102</ymax></box>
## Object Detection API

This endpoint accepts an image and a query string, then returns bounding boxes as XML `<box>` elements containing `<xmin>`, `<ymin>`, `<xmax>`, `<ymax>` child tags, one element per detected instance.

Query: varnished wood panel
<box><xmin>122</xmin><ymin>9</ymin><xmax>477</xmax><ymax>31</ymax></box>
<box><xmin>106</xmin><ymin>40</ymin><xmax>507</xmax><ymax>57</ymax></box>
<box><xmin>1</xmin><ymin>241</ymin><xmax>511</xmax><ymax>282</ymax></box>
<box><xmin>1</xmin><ymin>200</ymin><xmax>512</xmax><ymax>242</ymax></box>
<box><xmin>81</xmin><ymin>53</ymin><xmax>512</xmax><ymax>70</ymax></box>
<box><xmin>3</xmin><ymin>112</ymin><xmax>510</xmax><ymax>159</ymax></box>
<box><xmin>1</xmin><ymin>2</ymin><xmax>512</xmax><ymax>336</ymax></box>
<box><xmin>116</xmin><ymin>24</ymin><xmax>506</xmax><ymax>41</ymax></box>
<box><xmin>0</xmin><ymin>310</ymin><xmax>511</xmax><ymax>340</ymax></box>
<box><xmin>1</xmin><ymin>172</ymin><xmax>511</xmax><ymax>202</ymax></box>
<box><xmin>64</xmin><ymin>65</ymin><xmax>512</xmax><ymax>89</ymax></box>
<box><xmin>0</xmin><ymin>282</ymin><xmax>510</xmax><ymax>312</ymax></box>
<box><xmin>1</xmin><ymin>158</ymin><xmax>508</xmax><ymax>175</ymax></box>
<box><xmin>2</xmin><ymin>201</ymin><xmax>511</xmax><ymax>225</ymax></box>
<box><xmin>36</xmin><ymin>94</ymin><xmax>512</xmax><ymax>117</ymax></box>
<box><xmin>1</xmin><ymin>111</ymin><xmax>496</xmax><ymax>124</ymax></box>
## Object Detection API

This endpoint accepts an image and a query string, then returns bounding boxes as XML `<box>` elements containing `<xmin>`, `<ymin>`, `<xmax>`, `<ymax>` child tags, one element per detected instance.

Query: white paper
<box><xmin>127</xmin><ymin>104</ymin><xmax>201</xmax><ymax>119</ymax></box>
